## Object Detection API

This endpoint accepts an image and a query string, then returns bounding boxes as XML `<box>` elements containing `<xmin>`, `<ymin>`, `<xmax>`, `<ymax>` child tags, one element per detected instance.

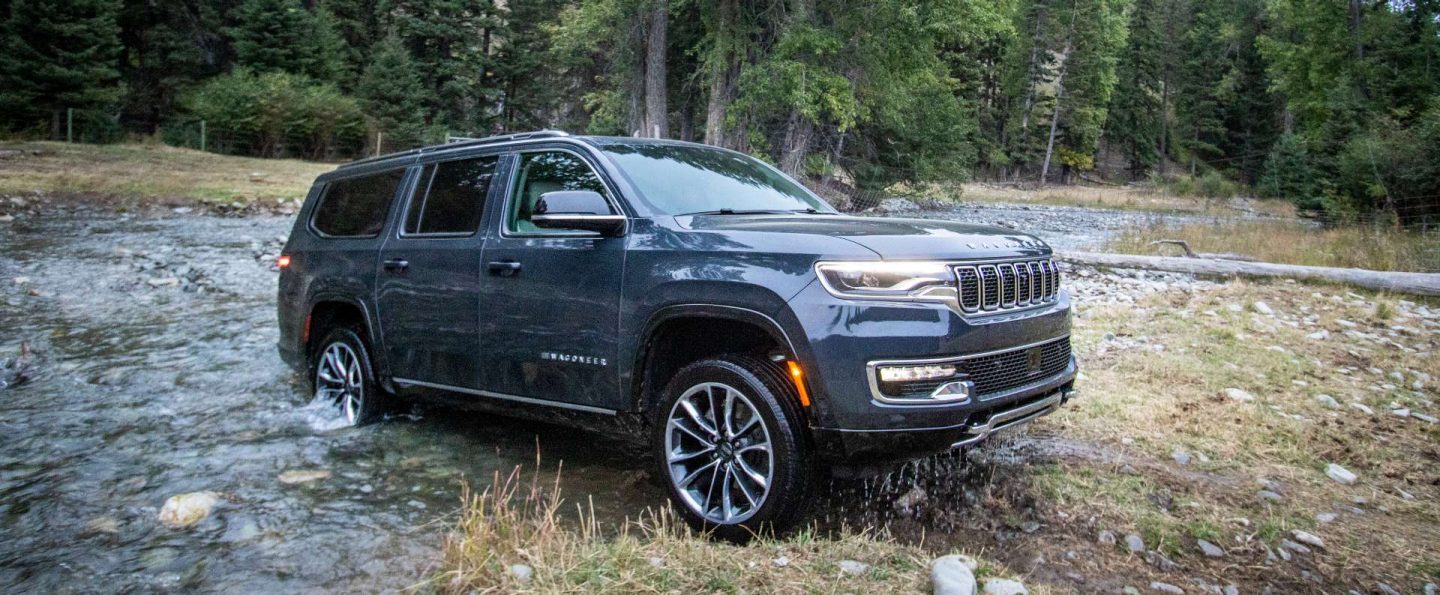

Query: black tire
<box><xmin>652</xmin><ymin>354</ymin><xmax>814</xmax><ymax>542</ymax></box>
<box><xmin>310</xmin><ymin>326</ymin><xmax>386</xmax><ymax>426</ymax></box>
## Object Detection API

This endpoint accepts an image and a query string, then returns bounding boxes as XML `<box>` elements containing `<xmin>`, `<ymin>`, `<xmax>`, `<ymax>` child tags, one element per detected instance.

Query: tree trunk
<box><xmin>779</xmin><ymin>111</ymin><xmax>814</xmax><ymax>177</ymax></box>
<box><xmin>1017</xmin><ymin>7</ymin><xmax>1048</xmax><ymax>135</ymax></box>
<box><xmin>1058</xmin><ymin>251</ymin><xmax>1440</xmax><ymax>297</ymax></box>
<box><xmin>1039</xmin><ymin>44</ymin><xmax>1071</xmax><ymax>186</ymax></box>
<box><xmin>643</xmin><ymin>2</ymin><xmax>668</xmax><ymax>138</ymax></box>
<box><xmin>704</xmin><ymin>0</ymin><xmax>739</xmax><ymax>147</ymax></box>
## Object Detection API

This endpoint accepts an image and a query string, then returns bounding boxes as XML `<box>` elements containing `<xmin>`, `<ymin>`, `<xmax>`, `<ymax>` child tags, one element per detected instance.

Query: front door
<box><xmin>479</xmin><ymin>149</ymin><xmax>626</xmax><ymax>410</ymax></box>
<box><xmin>375</xmin><ymin>154</ymin><xmax>501</xmax><ymax>390</ymax></box>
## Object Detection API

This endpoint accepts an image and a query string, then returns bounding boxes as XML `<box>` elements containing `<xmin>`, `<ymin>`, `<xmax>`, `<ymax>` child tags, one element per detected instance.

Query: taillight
<box><xmin>277</xmin><ymin>254</ymin><xmax>291</xmax><ymax>268</ymax></box>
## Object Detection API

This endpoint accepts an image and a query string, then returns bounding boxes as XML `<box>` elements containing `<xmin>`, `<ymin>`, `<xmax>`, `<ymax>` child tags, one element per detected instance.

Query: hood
<box><xmin>677</xmin><ymin>214</ymin><xmax>1051</xmax><ymax>260</ymax></box>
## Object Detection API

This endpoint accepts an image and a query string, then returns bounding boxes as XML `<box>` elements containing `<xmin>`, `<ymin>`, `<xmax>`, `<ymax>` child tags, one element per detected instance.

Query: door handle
<box><xmin>383</xmin><ymin>258</ymin><xmax>409</xmax><ymax>271</ymax></box>
<box><xmin>487</xmin><ymin>260</ymin><xmax>522</xmax><ymax>276</ymax></box>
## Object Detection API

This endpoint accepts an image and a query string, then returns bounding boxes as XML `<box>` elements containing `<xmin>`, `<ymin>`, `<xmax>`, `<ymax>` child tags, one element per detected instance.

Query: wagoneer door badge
<box><xmin>541</xmin><ymin>352</ymin><xmax>609</xmax><ymax>367</ymax></box>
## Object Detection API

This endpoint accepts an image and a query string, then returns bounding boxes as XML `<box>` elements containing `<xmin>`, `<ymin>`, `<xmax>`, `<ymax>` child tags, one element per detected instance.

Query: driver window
<box><xmin>508</xmin><ymin>151</ymin><xmax>611</xmax><ymax>234</ymax></box>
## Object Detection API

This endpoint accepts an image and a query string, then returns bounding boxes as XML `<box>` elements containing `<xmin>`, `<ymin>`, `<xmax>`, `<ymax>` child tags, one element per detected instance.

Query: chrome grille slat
<box><xmin>953</xmin><ymin>258</ymin><xmax>1060</xmax><ymax>316</ymax></box>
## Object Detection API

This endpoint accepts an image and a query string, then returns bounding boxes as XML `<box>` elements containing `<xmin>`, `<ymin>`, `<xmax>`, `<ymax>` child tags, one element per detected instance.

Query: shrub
<box><xmin>178</xmin><ymin>69</ymin><xmax>365</xmax><ymax>159</ymax></box>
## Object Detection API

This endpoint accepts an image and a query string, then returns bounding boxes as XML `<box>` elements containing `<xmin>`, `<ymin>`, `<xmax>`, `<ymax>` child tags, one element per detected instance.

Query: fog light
<box><xmin>877</xmin><ymin>364</ymin><xmax>957</xmax><ymax>383</ymax></box>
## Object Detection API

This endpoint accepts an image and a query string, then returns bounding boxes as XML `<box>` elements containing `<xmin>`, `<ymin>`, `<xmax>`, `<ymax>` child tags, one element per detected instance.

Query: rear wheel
<box><xmin>654</xmin><ymin>355</ymin><xmax>812</xmax><ymax>541</ymax></box>
<box><xmin>311</xmin><ymin>327</ymin><xmax>385</xmax><ymax>426</ymax></box>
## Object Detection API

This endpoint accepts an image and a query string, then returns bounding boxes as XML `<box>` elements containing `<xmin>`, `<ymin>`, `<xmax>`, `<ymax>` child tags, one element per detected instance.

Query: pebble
<box><xmin>508</xmin><ymin>563</ymin><xmax>533</xmax><ymax>584</ymax></box>
<box><xmin>1172</xmin><ymin>450</ymin><xmax>1191</xmax><ymax>466</ymax></box>
<box><xmin>1314</xmin><ymin>394</ymin><xmax>1340</xmax><ymax>409</ymax></box>
<box><xmin>1281</xmin><ymin>539</ymin><xmax>1311</xmax><ymax>554</ymax></box>
<box><xmin>1391</xmin><ymin>408</ymin><xmax>1411</xmax><ymax>418</ymax></box>
<box><xmin>1326</xmin><ymin>463</ymin><xmax>1358</xmax><ymax>485</ymax></box>
<box><xmin>1257</xmin><ymin>490</ymin><xmax>1284</xmax><ymax>502</ymax></box>
<box><xmin>1290</xmin><ymin>530</ymin><xmax>1325</xmax><ymax>549</ymax></box>
<box><xmin>1377</xmin><ymin>583</ymin><xmax>1402</xmax><ymax>595</ymax></box>
<box><xmin>1351</xmin><ymin>402</ymin><xmax>1375</xmax><ymax>415</ymax></box>
<box><xmin>772</xmin><ymin>556</ymin><xmax>789</xmax><ymax>568</ymax></box>
<box><xmin>158</xmin><ymin>491</ymin><xmax>222</xmax><ymax>528</ymax></box>
<box><xmin>1413</xmin><ymin>412</ymin><xmax>1438</xmax><ymax>424</ymax></box>
<box><xmin>1098</xmin><ymin>530</ymin><xmax>1117</xmax><ymax>545</ymax></box>
<box><xmin>1316</xmin><ymin>512</ymin><xmax>1338</xmax><ymax>523</ymax></box>
<box><xmin>1197</xmin><ymin>539</ymin><xmax>1224</xmax><ymax>557</ymax></box>
<box><xmin>838</xmin><ymin>560</ymin><xmax>869</xmax><ymax>575</ymax></box>
<box><xmin>1253</xmin><ymin>301</ymin><xmax>1274</xmax><ymax>315</ymax></box>
<box><xmin>277</xmin><ymin>470</ymin><xmax>331</xmax><ymax>484</ymax></box>
<box><xmin>1151</xmin><ymin>582</ymin><xmax>1184</xmax><ymax>594</ymax></box>
<box><xmin>1125</xmin><ymin>533</ymin><xmax>1145</xmax><ymax>553</ymax></box>
<box><xmin>931</xmin><ymin>555</ymin><xmax>977</xmax><ymax>595</ymax></box>
<box><xmin>982</xmin><ymin>578</ymin><xmax>1028</xmax><ymax>595</ymax></box>
<box><xmin>1223</xmin><ymin>388</ymin><xmax>1255</xmax><ymax>403</ymax></box>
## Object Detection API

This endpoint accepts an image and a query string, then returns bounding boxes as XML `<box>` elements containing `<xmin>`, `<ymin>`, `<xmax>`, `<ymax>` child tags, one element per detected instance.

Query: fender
<box><xmin>304</xmin><ymin>292</ymin><xmax>393</xmax><ymax>387</ymax></box>
<box><xmin>627</xmin><ymin>303</ymin><xmax>831</xmax><ymax>425</ymax></box>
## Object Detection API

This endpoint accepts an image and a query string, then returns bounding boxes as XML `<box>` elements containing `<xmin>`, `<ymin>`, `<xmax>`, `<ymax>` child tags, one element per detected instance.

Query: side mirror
<box><xmin>531</xmin><ymin>190</ymin><xmax>626</xmax><ymax>236</ymax></box>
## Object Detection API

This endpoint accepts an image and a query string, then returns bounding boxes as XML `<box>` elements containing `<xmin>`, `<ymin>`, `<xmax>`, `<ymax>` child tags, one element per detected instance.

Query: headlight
<box><xmin>815</xmin><ymin>261</ymin><xmax>957</xmax><ymax>301</ymax></box>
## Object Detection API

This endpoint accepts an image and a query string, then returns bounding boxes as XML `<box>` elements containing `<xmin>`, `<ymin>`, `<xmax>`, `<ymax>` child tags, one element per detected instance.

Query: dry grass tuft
<box><xmin>958</xmin><ymin>182</ymin><xmax>1296</xmax><ymax>217</ymax></box>
<box><xmin>0</xmin><ymin>141</ymin><xmax>333</xmax><ymax>207</ymax></box>
<box><xmin>1105</xmin><ymin>218</ymin><xmax>1440</xmax><ymax>272</ymax></box>
<box><xmin>435</xmin><ymin>467</ymin><xmax>1023</xmax><ymax>594</ymax></box>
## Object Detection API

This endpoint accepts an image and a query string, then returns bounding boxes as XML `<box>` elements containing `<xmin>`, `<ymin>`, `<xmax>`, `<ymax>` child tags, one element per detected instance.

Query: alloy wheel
<box><xmin>664</xmin><ymin>382</ymin><xmax>774</xmax><ymax>524</ymax></box>
<box><xmin>315</xmin><ymin>342</ymin><xmax>363</xmax><ymax>426</ymax></box>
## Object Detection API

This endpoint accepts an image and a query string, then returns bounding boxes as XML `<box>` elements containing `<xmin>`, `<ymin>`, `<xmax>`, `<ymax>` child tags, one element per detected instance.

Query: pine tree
<box><xmin>118</xmin><ymin>0</ymin><xmax>211</xmax><ymax>132</ymax></box>
<box><xmin>1105</xmin><ymin>0</ymin><xmax>1164</xmax><ymax>178</ymax></box>
<box><xmin>0</xmin><ymin>0</ymin><xmax>123</xmax><ymax>134</ymax></box>
<box><xmin>357</xmin><ymin>35</ymin><xmax>428</xmax><ymax>147</ymax></box>
<box><xmin>381</xmin><ymin>0</ymin><xmax>503</xmax><ymax>133</ymax></box>
<box><xmin>228</xmin><ymin>0</ymin><xmax>345</xmax><ymax>82</ymax></box>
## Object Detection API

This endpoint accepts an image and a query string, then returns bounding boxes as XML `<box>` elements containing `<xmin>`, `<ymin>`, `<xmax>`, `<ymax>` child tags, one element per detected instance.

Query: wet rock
<box><xmin>277</xmin><ymin>470</ymin><xmax>331</xmax><ymax>485</ymax></box>
<box><xmin>895</xmin><ymin>485</ymin><xmax>928</xmax><ymax>514</ymax></box>
<box><xmin>1325</xmin><ymin>463</ymin><xmax>1358</xmax><ymax>485</ymax></box>
<box><xmin>1223</xmin><ymin>388</ymin><xmax>1255</xmax><ymax>403</ymax></box>
<box><xmin>84</xmin><ymin>516</ymin><xmax>121</xmax><ymax>535</ymax></box>
<box><xmin>1289</xmin><ymin>530</ymin><xmax>1324</xmax><ymax>549</ymax></box>
<box><xmin>146</xmin><ymin>276</ymin><xmax>180</xmax><ymax>287</ymax></box>
<box><xmin>839</xmin><ymin>560</ymin><xmax>870</xmax><ymax>575</ymax></box>
<box><xmin>931</xmin><ymin>555</ymin><xmax>977</xmax><ymax>595</ymax></box>
<box><xmin>508</xmin><ymin>563</ymin><xmax>533</xmax><ymax>584</ymax></box>
<box><xmin>1125</xmin><ymin>533</ymin><xmax>1146</xmax><ymax>553</ymax></box>
<box><xmin>1171</xmin><ymin>450</ymin><xmax>1191</xmax><ymax>466</ymax></box>
<box><xmin>158</xmin><ymin>491</ymin><xmax>222</xmax><ymax>528</ymax></box>
<box><xmin>1151</xmin><ymin>582</ymin><xmax>1184</xmax><ymax>594</ymax></box>
<box><xmin>981</xmin><ymin>578</ymin><xmax>1028</xmax><ymax>595</ymax></box>
<box><xmin>1314</xmin><ymin>394</ymin><xmax>1340</xmax><ymax>409</ymax></box>
<box><xmin>1197</xmin><ymin>539</ymin><xmax>1224</xmax><ymax>558</ymax></box>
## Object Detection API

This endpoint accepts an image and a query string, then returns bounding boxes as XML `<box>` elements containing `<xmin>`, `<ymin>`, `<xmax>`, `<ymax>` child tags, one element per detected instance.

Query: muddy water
<box><xmin>0</xmin><ymin>205</ymin><xmax>1180</xmax><ymax>592</ymax></box>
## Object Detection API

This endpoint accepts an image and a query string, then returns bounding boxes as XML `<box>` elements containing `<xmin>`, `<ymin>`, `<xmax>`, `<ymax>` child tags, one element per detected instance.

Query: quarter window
<box><xmin>312</xmin><ymin>169</ymin><xmax>405</xmax><ymax>238</ymax></box>
<box><xmin>404</xmin><ymin>156</ymin><xmax>498</xmax><ymax>235</ymax></box>
<box><xmin>508</xmin><ymin>151</ymin><xmax>612</xmax><ymax>234</ymax></box>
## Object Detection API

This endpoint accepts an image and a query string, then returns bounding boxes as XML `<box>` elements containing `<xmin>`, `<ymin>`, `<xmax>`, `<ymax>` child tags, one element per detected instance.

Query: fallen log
<box><xmin>1057</xmin><ymin>251</ymin><xmax>1440</xmax><ymax>297</ymax></box>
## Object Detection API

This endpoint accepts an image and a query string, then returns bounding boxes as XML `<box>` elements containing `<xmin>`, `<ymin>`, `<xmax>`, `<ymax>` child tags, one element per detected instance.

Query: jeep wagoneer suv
<box><xmin>276</xmin><ymin>130</ymin><xmax>1076</xmax><ymax>538</ymax></box>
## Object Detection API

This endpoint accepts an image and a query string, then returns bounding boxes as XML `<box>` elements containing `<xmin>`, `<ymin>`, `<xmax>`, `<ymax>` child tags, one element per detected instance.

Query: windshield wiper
<box><xmin>680</xmin><ymin>208</ymin><xmax>795</xmax><ymax>216</ymax></box>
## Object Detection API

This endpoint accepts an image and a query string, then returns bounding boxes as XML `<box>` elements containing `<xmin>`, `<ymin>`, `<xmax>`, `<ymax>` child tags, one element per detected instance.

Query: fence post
<box><xmin>66</xmin><ymin>108</ymin><xmax>73</xmax><ymax>143</ymax></box>
<box><xmin>199</xmin><ymin>120</ymin><xmax>207</xmax><ymax>152</ymax></box>
<box><xmin>375</xmin><ymin>132</ymin><xmax>383</xmax><ymax>157</ymax></box>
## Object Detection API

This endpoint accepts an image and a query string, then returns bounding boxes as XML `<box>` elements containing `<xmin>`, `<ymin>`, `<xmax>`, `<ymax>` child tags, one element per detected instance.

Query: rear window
<box><xmin>312</xmin><ymin>169</ymin><xmax>405</xmax><ymax>237</ymax></box>
<box><xmin>403</xmin><ymin>156</ymin><xmax>498</xmax><ymax>235</ymax></box>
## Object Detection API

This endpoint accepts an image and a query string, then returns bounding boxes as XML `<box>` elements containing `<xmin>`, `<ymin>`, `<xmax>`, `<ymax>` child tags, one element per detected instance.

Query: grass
<box><xmin>1105</xmin><ymin>218</ymin><xmax>1440</xmax><ymax>272</ymax></box>
<box><xmin>434</xmin><ymin>468</ymin><xmax>1025</xmax><ymax>594</ymax></box>
<box><xmin>0</xmin><ymin>141</ymin><xmax>333</xmax><ymax>209</ymax></box>
<box><xmin>957</xmin><ymin>182</ymin><xmax>1297</xmax><ymax>217</ymax></box>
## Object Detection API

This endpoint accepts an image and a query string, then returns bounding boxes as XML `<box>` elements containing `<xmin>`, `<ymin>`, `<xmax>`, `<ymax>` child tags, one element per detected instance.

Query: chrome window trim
<box><xmin>864</xmin><ymin>334</ymin><xmax>1072</xmax><ymax>406</ymax></box>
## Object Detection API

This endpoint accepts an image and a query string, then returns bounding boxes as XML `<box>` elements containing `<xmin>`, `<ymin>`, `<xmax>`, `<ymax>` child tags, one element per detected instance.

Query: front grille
<box><xmin>961</xmin><ymin>337</ymin><xmax>1071</xmax><ymax>397</ymax></box>
<box><xmin>954</xmin><ymin>259</ymin><xmax>1059</xmax><ymax>314</ymax></box>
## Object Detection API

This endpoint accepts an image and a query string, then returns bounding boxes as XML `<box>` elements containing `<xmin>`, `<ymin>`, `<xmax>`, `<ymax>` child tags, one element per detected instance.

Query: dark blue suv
<box><xmin>276</xmin><ymin>131</ymin><xmax>1076</xmax><ymax>538</ymax></box>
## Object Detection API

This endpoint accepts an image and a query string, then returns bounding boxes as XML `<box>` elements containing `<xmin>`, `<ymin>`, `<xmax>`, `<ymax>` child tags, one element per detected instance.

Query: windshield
<box><xmin>597</xmin><ymin>143</ymin><xmax>835</xmax><ymax>216</ymax></box>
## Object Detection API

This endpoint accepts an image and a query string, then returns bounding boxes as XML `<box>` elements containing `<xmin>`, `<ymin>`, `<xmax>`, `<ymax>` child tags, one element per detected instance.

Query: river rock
<box><xmin>982</xmin><ymin>578</ymin><xmax>1028</xmax><ymax>595</ymax></box>
<box><xmin>1290</xmin><ymin>530</ymin><xmax>1324</xmax><ymax>549</ymax></box>
<box><xmin>1314</xmin><ymin>394</ymin><xmax>1340</xmax><ymax>409</ymax></box>
<box><xmin>931</xmin><ymin>555</ymin><xmax>977</xmax><ymax>595</ymax></box>
<box><xmin>1326</xmin><ymin>463</ymin><xmax>1358</xmax><ymax>485</ymax></box>
<box><xmin>839</xmin><ymin>560</ymin><xmax>869</xmax><ymax>575</ymax></box>
<box><xmin>1253</xmin><ymin>301</ymin><xmax>1274</xmax><ymax>315</ymax></box>
<box><xmin>278</xmin><ymin>470</ymin><xmax>332</xmax><ymax>484</ymax></box>
<box><xmin>1197</xmin><ymin>539</ymin><xmax>1224</xmax><ymax>557</ymax></box>
<box><xmin>158</xmin><ymin>491</ymin><xmax>222</xmax><ymax>528</ymax></box>
<box><xmin>1223</xmin><ymin>388</ymin><xmax>1255</xmax><ymax>403</ymax></box>
<box><xmin>508</xmin><ymin>563</ymin><xmax>533</xmax><ymax>584</ymax></box>
<box><xmin>1151</xmin><ymin>582</ymin><xmax>1184</xmax><ymax>594</ymax></box>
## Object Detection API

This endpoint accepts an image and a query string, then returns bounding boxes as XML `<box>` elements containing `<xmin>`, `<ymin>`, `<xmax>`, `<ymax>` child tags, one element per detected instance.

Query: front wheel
<box><xmin>654</xmin><ymin>355</ymin><xmax>813</xmax><ymax>541</ymax></box>
<box><xmin>311</xmin><ymin>327</ymin><xmax>385</xmax><ymax>426</ymax></box>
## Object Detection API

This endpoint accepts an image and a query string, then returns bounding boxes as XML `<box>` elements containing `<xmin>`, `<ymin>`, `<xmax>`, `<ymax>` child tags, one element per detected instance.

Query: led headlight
<box><xmin>815</xmin><ymin>261</ymin><xmax>957</xmax><ymax>301</ymax></box>
<box><xmin>877</xmin><ymin>364</ymin><xmax>957</xmax><ymax>383</ymax></box>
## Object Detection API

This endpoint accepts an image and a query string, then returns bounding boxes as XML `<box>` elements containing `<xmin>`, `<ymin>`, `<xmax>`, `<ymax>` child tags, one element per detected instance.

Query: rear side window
<box><xmin>403</xmin><ymin>156</ymin><xmax>498</xmax><ymax>235</ymax></box>
<box><xmin>312</xmin><ymin>169</ymin><xmax>405</xmax><ymax>237</ymax></box>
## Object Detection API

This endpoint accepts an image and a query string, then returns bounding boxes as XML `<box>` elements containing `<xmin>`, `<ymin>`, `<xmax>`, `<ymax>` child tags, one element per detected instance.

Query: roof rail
<box><xmin>338</xmin><ymin>130</ymin><xmax>572</xmax><ymax>170</ymax></box>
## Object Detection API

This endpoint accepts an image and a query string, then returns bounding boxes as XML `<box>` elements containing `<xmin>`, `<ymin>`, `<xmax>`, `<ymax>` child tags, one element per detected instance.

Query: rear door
<box><xmin>374</xmin><ymin>154</ymin><xmax>503</xmax><ymax>390</ymax></box>
<box><xmin>477</xmin><ymin>148</ymin><xmax>627</xmax><ymax>411</ymax></box>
